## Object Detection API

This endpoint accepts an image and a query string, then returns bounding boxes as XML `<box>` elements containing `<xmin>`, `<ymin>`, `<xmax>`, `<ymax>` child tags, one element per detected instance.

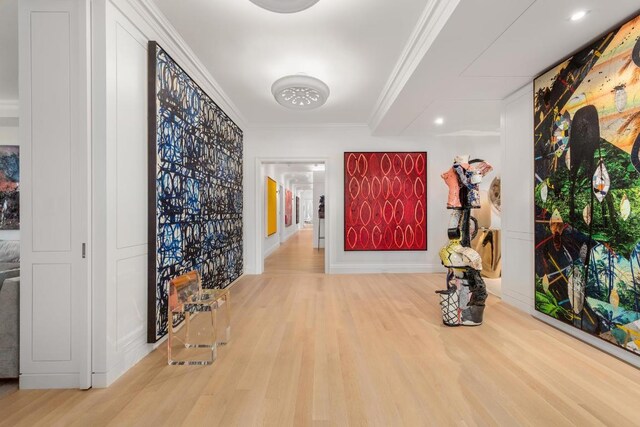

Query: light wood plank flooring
<box><xmin>2</xmin><ymin>231</ymin><xmax>640</xmax><ymax>425</ymax></box>
<box><xmin>264</xmin><ymin>227</ymin><xmax>324</xmax><ymax>274</ymax></box>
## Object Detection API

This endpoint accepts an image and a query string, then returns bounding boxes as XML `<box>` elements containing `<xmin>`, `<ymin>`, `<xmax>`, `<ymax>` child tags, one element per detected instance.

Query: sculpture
<box><xmin>436</xmin><ymin>155</ymin><xmax>493</xmax><ymax>326</ymax></box>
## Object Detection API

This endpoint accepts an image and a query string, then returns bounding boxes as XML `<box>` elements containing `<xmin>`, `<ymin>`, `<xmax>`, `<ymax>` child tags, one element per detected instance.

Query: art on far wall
<box><xmin>344</xmin><ymin>152</ymin><xmax>427</xmax><ymax>251</ymax></box>
<box><xmin>534</xmin><ymin>13</ymin><xmax>640</xmax><ymax>357</ymax></box>
<box><xmin>0</xmin><ymin>146</ymin><xmax>19</xmax><ymax>230</ymax></box>
<box><xmin>285</xmin><ymin>189</ymin><xmax>293</xmax><ymax>227</ymax></box>
<box><xmin>148</xmin><ymin>41</ymin><xmax>243</xmax><ymax>343</ymax></box>
<box><xmin>295</xmin><ymin>196</ymin><xmax>300</xmax><ymax>224</ymax></box>
<box><xmin>267</xmin><ymin>177</ymin><xmax>277</xmax><ymax>236</ymax></box>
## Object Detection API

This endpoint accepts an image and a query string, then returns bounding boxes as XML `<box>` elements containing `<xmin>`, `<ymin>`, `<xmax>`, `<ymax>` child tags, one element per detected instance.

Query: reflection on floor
<box><xmin>264</xmin><ymin>227</ymin><xmax>324</xmax><ymax>274</ymax></box>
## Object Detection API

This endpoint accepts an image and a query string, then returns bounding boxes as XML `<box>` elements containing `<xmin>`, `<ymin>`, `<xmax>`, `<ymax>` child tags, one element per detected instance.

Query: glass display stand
<box><xmin>167</xmin><ymin>271</ymin><xmax>231</xmax><ymax>365</ymax></box>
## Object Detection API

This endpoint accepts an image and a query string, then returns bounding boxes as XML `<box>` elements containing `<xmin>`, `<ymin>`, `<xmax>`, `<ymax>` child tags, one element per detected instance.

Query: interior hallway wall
<box><xmin>260</xmin><ymin>164</ymin><xmax>303</xmax><ymax>260</ymax></box>
<box><xmin>500</xmin><ymin>84</ymin><xmax>640</xmax><ymax>368</ymax></box>
<box><xmin>90</xmin><ymin>0</ymin><xmax>245</xmax><ymax>388</ymax></box>
<box><xmin>244</xmin><ymin>126</ymin><xmax>501</xmax><ymax>274</ymax></box>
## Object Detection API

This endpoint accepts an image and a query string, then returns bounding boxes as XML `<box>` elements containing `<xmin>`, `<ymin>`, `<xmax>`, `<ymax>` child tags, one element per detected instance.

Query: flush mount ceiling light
<box><xmin>271</xmin><ymin>75</ymin><xmax>330</xmax><ymax>110</ymax></box>
<box><xmin>570</xmin><ymin>10</ymin><xmax>588</xmax><ymax>21</ymax></box>
<box><xmin>249</xmin><ymin>0</ymin><xmax>319</xmax><ymax>13</ymax></box>
<box><xmin>434</xmin><ymin>117</ymin><xmax>445</xmax><ymax>125</ymax></box>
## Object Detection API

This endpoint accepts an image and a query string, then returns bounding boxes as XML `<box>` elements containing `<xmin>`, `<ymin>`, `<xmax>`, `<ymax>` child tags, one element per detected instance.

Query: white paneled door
<box><xmin>19</xmin><ymin>0</ymin><xmax>91</xmax><ymax>389</ymax></box>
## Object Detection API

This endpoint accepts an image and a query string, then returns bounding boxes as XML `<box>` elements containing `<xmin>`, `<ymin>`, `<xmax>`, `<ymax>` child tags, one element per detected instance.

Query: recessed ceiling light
<box><xmin>570</xmin><ymin>10</ymin><xmax>588</xmax><ymax>21</ymax></box>
<box><xmin>434</xmin><ymin>117</ymin><xmax>444</xmax><ymax>125</ymax></box>
<box><xmin>249</xmin><ymin>0</ymin><xmax>319</xmax><ymax>13</ymax></box>
<box><xmin>271</xmin><ymin>75</ymin><xmax>330</xmax><ymax>110</ymax></box>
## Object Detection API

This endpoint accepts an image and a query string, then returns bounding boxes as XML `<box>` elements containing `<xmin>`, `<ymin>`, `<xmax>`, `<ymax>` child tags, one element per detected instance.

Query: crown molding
<box><xmin>0</xmin><ymin>100</ymin><xmax>19</xmax><ymax>118</ymax></box>
<box><xmin>247</xmin><ymin>122</ymin><xmax>370</xmax><ymax>131</ymax></box>
<box><xmin>119</xmin><ymin>0</ymin><xmax>248</xmax><ymax>129</ymax></box>
<box><xmin>368</xmin><ymin>0</ymin><xmax>460</xmax><ymax>132</ymax></box>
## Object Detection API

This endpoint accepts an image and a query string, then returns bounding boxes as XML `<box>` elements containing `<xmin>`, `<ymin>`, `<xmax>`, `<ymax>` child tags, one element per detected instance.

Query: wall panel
<box><xmin>20</xmin><ymin>0</ymin><xmax>91</xmax><ymax>389</ymax></box>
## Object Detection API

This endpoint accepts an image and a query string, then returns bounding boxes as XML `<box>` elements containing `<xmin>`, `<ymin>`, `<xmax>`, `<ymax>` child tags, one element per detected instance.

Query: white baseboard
<box><xmin>263</xmin><ymin>242</ymin><xmax>280</xmax><ymax>259</ymax></box>
<box><xmin>92</xmin><ymin>338</ymin><xmax>160</xmax><ymax>388</ymax></box>
<box><xmin>329</xmin><ymin>263</ymin><xmax>446</xmax><ymax>274</ymax></box>
<box><xmin>19</xmin><ymin>373</ymin><xmax>82</xmax><ymax>389</ymax></box>
<box><xmin>502</xmin><ymin>291</ymin><xmax>533</xmax><ymax>313</ymax></box>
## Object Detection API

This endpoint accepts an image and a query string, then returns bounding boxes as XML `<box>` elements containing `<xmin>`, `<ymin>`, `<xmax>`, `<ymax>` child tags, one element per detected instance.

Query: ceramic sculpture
<box><xmin>436</xmin><ymin>155</ymin><xmax>493</xmax><ymax>326</ymax></box>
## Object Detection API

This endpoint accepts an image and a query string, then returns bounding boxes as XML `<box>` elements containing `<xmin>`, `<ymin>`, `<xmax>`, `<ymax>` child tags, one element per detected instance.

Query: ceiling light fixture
<box><xmin>249</xmin><ymin>0</ymin><xmax>319</xmax><ymax>13</ymax></box>
<box><xmin>434</xmin><ymin>117</ymin><xmax>444</xmax><ymax>125</ymax></box>
<box><xmin>570</xmin><ymin>10</ymin><xmax>588</xmax><ymax>21</ymax></box>
<box><xmin>271</xmin><ymin>75</ymin><xmax>330</xmax><ymax>110</ymax></box>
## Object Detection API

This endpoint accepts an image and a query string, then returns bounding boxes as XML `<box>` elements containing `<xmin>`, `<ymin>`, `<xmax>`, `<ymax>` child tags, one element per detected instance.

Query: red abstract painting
<box><xmin>344</xmin><ymin>152</ymin><xmax>427</xmax><ymax>251</ymax></box>
<box><xmin>285</xmin><ymin>189</ymin><xmax>293</xmax><ymax>227</ymax></box>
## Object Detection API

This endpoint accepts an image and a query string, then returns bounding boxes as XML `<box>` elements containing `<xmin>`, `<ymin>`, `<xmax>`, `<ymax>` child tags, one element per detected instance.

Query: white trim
<box><xmin>368</xmin><ymin>0</ymin><xmax>460</xmax><ymax>131</ymax></box>
<box><xmin>248</xmin><ymin>122</ymin><xmax>369</xmax><ymax>130</ymax></box>
<box><xmin>503</xmin><ymin>82</ymin><xmax>533</xmax><ymax>106</ymax></box>
<box><xmin>501</xmin><ymin>293</ymin><xmax>533</xmax><ymax>314</ymax></box>
<box><xmin>19</xmin><ymin>373</ymin><xmax>83</xmax><ymax>390</ymax></box>
<box><xmin>329</xmin><ymin>263</ymin><xmax>445</xmax><ymax>274</ymax></box>
<box><xmin>92</xmin><ymin>339</ymin><xmax>159</xmax><ymax>388</ymax></box>
<box><xmin>113</xmin><ymin>0</ymin><xmax>248</xmax><ymax>129</ymax></box>
<box><xmin>263</xmin><ymin>241</ymin><xmax>280</xmax><ymax>259</ymax></box>
<box><xmin>0</xmin><ymin>100</ymin><xmax>19</xmax><ymax>118</ymax></box>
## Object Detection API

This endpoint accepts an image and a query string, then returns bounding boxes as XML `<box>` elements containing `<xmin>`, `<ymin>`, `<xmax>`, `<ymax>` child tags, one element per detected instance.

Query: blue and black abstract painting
<box><xmin>148</xmin><ymin>42</ymin><xmax>243</xmax><ymax>342</ymax></box>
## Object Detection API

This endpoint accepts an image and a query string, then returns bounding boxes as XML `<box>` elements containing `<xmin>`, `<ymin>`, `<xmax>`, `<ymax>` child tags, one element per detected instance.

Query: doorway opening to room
<box><xmin>257</xmin><ymin>160</ymin><xmax>328</xmax><ymax>275</ymax></box>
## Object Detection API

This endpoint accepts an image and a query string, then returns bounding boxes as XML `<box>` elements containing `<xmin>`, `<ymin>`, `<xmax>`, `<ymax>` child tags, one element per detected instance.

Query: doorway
<box><xmin>256</xmin><ymin>159</ymin><xmax>329</xmax><ymax>274</ymax></box>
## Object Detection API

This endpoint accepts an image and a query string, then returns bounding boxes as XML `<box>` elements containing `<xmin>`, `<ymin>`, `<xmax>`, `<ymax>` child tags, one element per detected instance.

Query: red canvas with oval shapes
<box><xmin>344</xmin><ymin>152</ymin><xmax>427</xmax><ymax>251</ymax></box>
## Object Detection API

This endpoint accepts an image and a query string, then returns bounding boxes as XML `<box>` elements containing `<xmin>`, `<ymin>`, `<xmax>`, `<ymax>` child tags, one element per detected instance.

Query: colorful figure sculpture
<box><xmin>437</xmin><ymin>155</ymin><xmax>493</xmax><ymax>326</ymax></box>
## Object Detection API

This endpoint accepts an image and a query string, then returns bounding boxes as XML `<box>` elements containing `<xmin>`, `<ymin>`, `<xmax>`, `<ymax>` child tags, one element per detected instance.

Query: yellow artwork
<box><xmin>267</xmin><ymin>177</ymin><xmax>277</xmax><ymax>236</ymax></box>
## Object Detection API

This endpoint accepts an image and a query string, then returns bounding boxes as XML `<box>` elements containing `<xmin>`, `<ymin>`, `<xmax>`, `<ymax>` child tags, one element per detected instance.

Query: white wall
<box><xmin>90</xmin><ymin>0</ymin><xmax>245</xmax><ymax>388</ymax></box>
<box><xmin>19</xmin><ymin>0</ymin><xmax>92</xmax><ymax>389</ymax></box>
<box><xmin>260</xmin><ymin>163</ymin><xmax>306</xmax><ymax>260</ymax></box>
<box><xmin>0</xmin><ymin>121</ymin><xmax>19</xmax><ymax>241</ymax></box>
<box><xmin>501</xmin><ymin>86</ymin><xmax>535</xmax><ymax>313</ymax></box>
<box><xmin>244</xmin><ymin>126</ymin><xmax>501</xmax><ymax>274</ymax></box>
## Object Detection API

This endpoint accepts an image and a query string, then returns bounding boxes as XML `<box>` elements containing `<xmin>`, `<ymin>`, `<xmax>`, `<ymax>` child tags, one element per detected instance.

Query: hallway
<box><xmin>264</xmin><ymin>227</ymin><xmax>324</xmax><ymax>275</ymax></box>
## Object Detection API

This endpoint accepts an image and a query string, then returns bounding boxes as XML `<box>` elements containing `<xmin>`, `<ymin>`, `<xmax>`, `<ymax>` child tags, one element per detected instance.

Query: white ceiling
<box><xmin>152</xmin><ymin>0</ymin><xmax>427</xmax><ymax>126</ymax></box>
<box><xmin>376</xmin><ymin>0</ymin><xmax>640</xmax><ymax>136</ymax></box>
<box><xmin>265</xmin><ymin>162</ymin><xmax>323</xmax><ymax>187</ymax></box>
<box><xmin>0</xmin><ymin>0</ymin><xmax>18</xmax><ymax>101</ymax></box>
<box><xmin>1</xmin><ymin>0</ymin><xmax>638</xmax><ymax>137</ymax></box>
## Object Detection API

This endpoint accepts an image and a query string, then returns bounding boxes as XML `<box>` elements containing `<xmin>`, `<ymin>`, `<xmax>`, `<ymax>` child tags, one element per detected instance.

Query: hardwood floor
<box><xmin>2</xmin><ymin>232</ymin><xmax>640</xmax><ymax>425</ymax></box>
<box><xmin>264</xmin><ymin>227</ymin><xmax>324</xmax><ymax>274</ymax></box>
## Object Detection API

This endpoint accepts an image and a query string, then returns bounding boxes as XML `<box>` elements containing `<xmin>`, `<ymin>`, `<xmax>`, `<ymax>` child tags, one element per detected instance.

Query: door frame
<box><xmin>255</xmin><ymin>157</ymin><xmax>330</xmax><ymax>274</ymax></box>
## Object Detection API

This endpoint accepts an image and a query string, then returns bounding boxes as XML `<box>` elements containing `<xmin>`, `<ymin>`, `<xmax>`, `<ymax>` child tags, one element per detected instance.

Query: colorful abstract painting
<box><xmin>534</xmin><ymin>14</ymin><xmax>640</xmax><ymax>356</ymax></box>
<box><xmin>285</xmin><ymin>189</ymin><xmax>292</xmax><ymax>227</ymax></box>
<box><xmin>148</xmin><ymin>42</ymin><xmax>243</xmax><ymax>342</ymax></box>
<box><xmin>267</xmin><ymin>177</ymin><xmax>277</xmax><ymax>236</ymax></box>
<box><xmin>344</xmin><ymin>152</ymin><xmax>427</xmax><ymax>251</ymax></box>
<box><xmin>0</xmin><ymin>146</ymin><xmax>19</xmax><ymax>230</ymax></box>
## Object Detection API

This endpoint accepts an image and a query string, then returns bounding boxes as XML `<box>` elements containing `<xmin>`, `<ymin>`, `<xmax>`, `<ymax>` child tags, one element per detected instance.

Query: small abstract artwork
<box><xmin>296</xmin><ymin>196</ymin><xmax>300</xmax><ymax>224</ymax></box>
<box><xmin>267</xmin><ymin>177</ymin><xmax>277</xmax><ymax>236</ymax></box>
<box><xmin>0</xmin><ymin>146</ymin><xmax>19</xmax><ymax>230</ymax></box>
<box><xmin>148</xmin><ymin>42</ymin><xmax>243</xmax><ymax>342</ymax></box>
<box><xmin>344</xmin><ymin>152</ymin><xmax>427</xmax><ymax>251</ymax></box>
<box><xmin>285</xmin><ymin>189</ymin><xmax>292</xmax><ymax>227</ymax></box>
<box><xmin>534</xmin><ymin>13</ymin><xmax>640</xmax><ymax>356</ymax></box>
